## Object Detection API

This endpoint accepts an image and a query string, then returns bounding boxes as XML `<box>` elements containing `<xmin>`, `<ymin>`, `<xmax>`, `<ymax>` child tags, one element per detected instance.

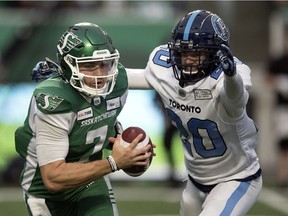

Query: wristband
<box><xmin>107</xmin><ymin>156</ymin><xmax>119</xmax><ymax>172</ymax></box>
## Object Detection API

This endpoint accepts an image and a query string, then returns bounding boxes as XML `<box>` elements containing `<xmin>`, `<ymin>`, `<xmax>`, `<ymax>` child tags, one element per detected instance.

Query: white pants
<box><xmin>180</xmin><ymin>176</ymin><xmax>262</xmax><ymax>216</ymax></box>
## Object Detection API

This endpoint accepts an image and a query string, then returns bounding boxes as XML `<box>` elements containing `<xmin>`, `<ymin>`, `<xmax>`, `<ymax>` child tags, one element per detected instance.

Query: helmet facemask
<box><xmin>168</xmin><ymin>40</ymin><xmax>220</xmax><ymax>84</ymax></box>
<box><xmin>64</xmin><ymin>49</ymin><xmax>119</xmax><ymax>97</ymax></box>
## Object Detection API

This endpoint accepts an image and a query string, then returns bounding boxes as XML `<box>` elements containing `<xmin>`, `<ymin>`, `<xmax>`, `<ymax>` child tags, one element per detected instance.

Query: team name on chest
<box><xmin>169</xmin><ymin>99</ymin><xmax>201</xmax><ymax>113</ymax></box>
<box><xmin>77</xmin><ymin>97</ymin><xmax>120</xmax><ymax>127</ymax></box>
<box><xmin>79</xmin><ymin>109</ymin><xmax>117</xmax><ymax>127</ymax></box>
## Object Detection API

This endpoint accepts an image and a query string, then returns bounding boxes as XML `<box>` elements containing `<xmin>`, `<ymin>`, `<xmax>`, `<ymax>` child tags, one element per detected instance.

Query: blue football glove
<box><xmin>217</xmin><ymin>44</ymin><xmax>236</xmax><ymax>76</ymax></box>
<box><xmin>31</xmin><ymin>60</ymin><xmax>59</xmax><ymax>82</ymax></box>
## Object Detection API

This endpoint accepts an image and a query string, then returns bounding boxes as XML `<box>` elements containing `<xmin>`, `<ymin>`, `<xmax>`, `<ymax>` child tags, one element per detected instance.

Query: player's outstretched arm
<box><xmin>126</xmin><ymin>68</ymin><xmax>153</xmax><ymax>89</ymax></box>
<box><xmin>217</xmin><ymin>44</ymin><xmax>249</xmax><ymax>117</ymax></box>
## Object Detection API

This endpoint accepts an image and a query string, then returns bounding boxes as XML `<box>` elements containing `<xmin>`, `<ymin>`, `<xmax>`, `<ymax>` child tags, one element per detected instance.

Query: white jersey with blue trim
<box><xmin>144</xmin><ymin>45</ymin><xmax>260</xmax><ymax>185</ymax></box>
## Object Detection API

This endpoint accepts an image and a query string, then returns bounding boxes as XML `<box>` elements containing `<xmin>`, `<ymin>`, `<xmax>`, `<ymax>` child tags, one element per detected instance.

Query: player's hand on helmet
<box><xmin>31</xmin><ymin>60</ymin><xmax>58</xmax><ymax>82</ymax></box>
<box><xmin>108</xmin><ymin>134</ymin><xmax>153</xmax><ymax>170</ymax></box>
<box><xmin>217</xmin><ymin>44</ymin><xmax>236</xmax><ymax>77</ymax></box>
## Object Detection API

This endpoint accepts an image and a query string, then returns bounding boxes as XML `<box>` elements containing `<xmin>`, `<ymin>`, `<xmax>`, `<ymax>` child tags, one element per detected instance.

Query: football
<box><xmin>120</xmin><ymin>126</ymin><xmax>153</xmax><ymax>177</ymax></box>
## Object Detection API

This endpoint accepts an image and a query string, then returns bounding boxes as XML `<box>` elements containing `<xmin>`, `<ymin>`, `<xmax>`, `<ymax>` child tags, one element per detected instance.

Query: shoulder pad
<box><xmin>33</xmin><ymin>78</ymin><xmax>79</xmax><ymax>114</ymax></box>
<box><xmin>35</xmin><ymin>92</ymin><xmax>70</xmax><ymax>114</ymax></box>
<box><xmin>117</xmin><ymin>62</ymin><xmax>126</xmax><ymax>72</ymax></box>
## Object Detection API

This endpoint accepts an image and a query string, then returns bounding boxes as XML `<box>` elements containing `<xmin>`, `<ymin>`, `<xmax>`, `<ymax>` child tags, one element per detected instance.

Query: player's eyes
<box><xmin>100</xmin><ymin>62</ymin><xmax>109</xmax><ymax>68</ymax></box>
<box><xmin>78</xmin><ymin>60</ymin><xmax>113</xmax><ymax>71</ymax></box>
<box><xmin>79</xmin><ymin>63</ymin><xmax>95</xmax><ymax>69</ymax></box>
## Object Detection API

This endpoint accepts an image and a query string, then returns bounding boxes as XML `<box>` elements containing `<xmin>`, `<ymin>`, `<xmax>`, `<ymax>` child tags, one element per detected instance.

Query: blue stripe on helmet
<box><xmin>183</xmin><ymin>11</ymin><xmax>200</xmax><ymax>40</ymax></box>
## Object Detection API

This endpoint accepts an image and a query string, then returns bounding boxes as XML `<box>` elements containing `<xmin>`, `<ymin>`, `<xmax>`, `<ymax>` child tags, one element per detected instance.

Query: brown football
<box><xmin>120</xmin><ymin>126</ymin><xmax>153</xmax><ymax>177</ymax></box>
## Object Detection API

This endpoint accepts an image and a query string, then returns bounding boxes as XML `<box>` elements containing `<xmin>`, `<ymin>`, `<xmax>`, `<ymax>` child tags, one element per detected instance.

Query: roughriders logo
<box><xmin>57</xmin><ymin>31</ymin><xmax>82</xmax><ymax>55</ymax></box>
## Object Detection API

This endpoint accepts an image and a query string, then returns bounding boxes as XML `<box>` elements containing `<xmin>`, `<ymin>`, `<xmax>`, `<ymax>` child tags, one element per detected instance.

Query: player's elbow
<box><xmin>40</xmin><ymin>162</ymin><xmax>66</xmax><ymax>193</ymax></box>
<box><xmin>42</xmin><ymin>178</ymin><xmax>63</xmax><ymax>193</ymax></box>
<box><xmin>44</xmin><ymin>182</ymin><xmax>58</xmax><ymax>193</ymax></box>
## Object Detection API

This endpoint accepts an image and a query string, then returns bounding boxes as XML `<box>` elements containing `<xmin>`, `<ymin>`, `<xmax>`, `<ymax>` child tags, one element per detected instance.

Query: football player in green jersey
<box><xmin>15</xmin><ymin>22</ymin><xmax>153</xmax><ymax>216</ymax></box>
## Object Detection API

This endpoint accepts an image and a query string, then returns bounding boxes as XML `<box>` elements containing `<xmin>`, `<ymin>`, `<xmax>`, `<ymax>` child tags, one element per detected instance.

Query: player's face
<box><xmin>181</xmin><ymin>51</ymin><xmax>206</xmax><ymax>74</ymax></box>
<box><xmin>78</xmin><ymin>61</ymin><xmax>113</xmax><ymax>88</ymax></box>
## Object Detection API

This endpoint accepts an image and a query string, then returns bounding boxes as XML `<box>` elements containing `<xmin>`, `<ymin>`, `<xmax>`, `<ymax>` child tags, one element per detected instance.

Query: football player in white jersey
<box><xmin>127</xmin><ymin>10</ymin><xmax>262</xmax><ymax>216</ymax></box>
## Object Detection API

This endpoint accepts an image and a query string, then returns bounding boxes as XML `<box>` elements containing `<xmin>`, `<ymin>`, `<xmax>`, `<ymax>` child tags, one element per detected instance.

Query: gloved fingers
<box><xmin>220</xmin><ymin>44</ymin><xmax>233</xmax><ymax>60</ymax></box>
<box><xmin>31</xmin><ymin>60</ymin><xmax>58</xmax><ymax>82</ymax></box>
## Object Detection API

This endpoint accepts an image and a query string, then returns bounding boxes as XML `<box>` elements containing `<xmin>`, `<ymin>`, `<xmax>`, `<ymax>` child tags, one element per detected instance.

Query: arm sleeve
<box><xmin>220</xmin><ymin>68</ymin><xmax>250</xmax><ymax>118</ymax></box>
<box><xmin>35</xmin><ymin>111</ymin><xmax>73</xmax><ymax>166</ymax></box>
<box><xmin>126</xmin><ymin>68</ymin><xmax>153</xmax><ymax>89</ymax></box>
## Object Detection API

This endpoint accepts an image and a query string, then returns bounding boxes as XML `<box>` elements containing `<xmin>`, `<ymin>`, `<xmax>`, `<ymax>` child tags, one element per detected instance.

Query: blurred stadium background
<box><xmin>1</xmin><ymin>1</ymin><xmax>288</xmax><ymax>215</ymax></box>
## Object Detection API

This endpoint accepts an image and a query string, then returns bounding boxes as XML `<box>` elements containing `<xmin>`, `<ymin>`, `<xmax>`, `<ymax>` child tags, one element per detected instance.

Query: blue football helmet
<box><xmin>168</xmin><ymin>10</ymin><xmax>230</xmax><ymax>85</ymax></box>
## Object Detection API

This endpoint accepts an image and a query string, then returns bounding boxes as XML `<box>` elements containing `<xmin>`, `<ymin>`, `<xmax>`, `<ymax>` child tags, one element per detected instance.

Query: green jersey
<box><xmin>15</xmin><ymin>64</ymin><xmax>128</xmax><ymax>200</ymax></box>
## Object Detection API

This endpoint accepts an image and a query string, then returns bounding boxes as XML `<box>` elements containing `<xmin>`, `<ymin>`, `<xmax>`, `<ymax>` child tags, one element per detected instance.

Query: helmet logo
<box><xmin>57</xmin><ymin>31</ymin><xmax>82</xmax><ymax>55</ymax></box>
<box><xmin>211</xmin><ymin>15</ymin><xmax>229</xmax><ymax>42</ymax></box>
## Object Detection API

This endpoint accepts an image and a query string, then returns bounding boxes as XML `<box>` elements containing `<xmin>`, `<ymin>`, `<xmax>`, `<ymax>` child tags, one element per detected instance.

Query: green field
<box><xmin>1</xmin><ymin>183</ymin><xmax>288</xmax><ymax>216</ymax></box>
